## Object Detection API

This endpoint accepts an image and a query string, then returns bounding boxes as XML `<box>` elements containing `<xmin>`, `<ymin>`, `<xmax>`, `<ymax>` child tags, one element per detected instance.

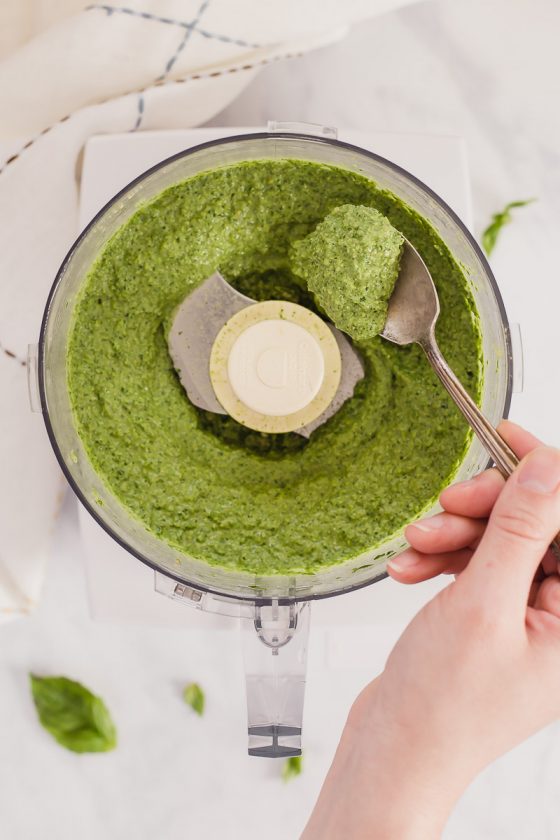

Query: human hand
<box><xmin>304</xmin><ymin>422</ymin><xmax>560</xmax><ymax>840</ymax></box>
<box><xmin>389</xmin><ymin>420</ymin><xmax>559</xmax><ymax>586</ymax></box>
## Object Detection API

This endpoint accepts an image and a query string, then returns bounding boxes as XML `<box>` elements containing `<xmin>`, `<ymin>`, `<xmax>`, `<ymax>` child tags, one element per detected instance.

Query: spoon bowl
<box><xmin>381</xmin><ymin>240</ymin><xmax>440</xmax><ymax>347</ymax></box>
<box><xmin>381</xmin><ymin>236</ymin><xmax>518</xmax><ymax>475</ymax></box>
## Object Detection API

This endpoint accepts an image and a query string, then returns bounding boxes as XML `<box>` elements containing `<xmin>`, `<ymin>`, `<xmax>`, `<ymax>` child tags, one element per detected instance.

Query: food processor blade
<box><xmin>168</xmin><ymin>271</ymin><xmax>252</xmax><ymax>415</ymax></box>
<box><xmin>167</xmin><ymin>272</ymin><xmax>365</xmax><ymax>437</ymax></box>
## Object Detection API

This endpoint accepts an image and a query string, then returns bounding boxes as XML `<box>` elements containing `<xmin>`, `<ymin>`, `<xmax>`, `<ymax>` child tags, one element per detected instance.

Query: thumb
<box><xmin>463</xmin><ymin>446</ymin><xmax>560</xmax><ymax>612</ymax></box>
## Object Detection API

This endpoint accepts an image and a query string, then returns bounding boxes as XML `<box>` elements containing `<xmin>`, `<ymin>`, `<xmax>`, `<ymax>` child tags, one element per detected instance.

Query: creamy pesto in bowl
<box><xmin>68</xmin><ymin>159</ymin><xmax>481</xmax><ymax>576</ymax></box>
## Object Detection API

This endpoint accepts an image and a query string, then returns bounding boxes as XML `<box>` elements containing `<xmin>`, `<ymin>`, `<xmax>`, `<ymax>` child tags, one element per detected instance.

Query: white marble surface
<box><xmin>2</xmin><ymin>1</ymin><xmax>560</xmax><ymax>838</ymax></box>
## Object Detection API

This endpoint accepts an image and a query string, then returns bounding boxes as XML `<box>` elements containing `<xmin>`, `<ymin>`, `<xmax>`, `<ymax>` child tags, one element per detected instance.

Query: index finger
<box><xmin>440</xmin><ymin>421</ymin><xmax>544</xmax><ymax>518</ymax></box>
<box><xmin>497</xmin><ymin>419</ymin><xmax>544</xmax><ymax>457</ymax></box>
<box><xmin>462</xmin><ymin>446</ymin><xmax>560</xmax><ymax>615</ymax></box>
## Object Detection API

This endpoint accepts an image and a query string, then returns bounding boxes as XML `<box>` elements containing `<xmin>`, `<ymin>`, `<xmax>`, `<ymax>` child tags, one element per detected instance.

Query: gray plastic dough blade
<box><xmin>168</xmin><ymin>272</ymin><xmax>365</xmax><ymax>437</ymax></box>
<box><xmin>168</xmin><ymin>272</ymin><xmax>253</xmax><ymax>415</ymax></box>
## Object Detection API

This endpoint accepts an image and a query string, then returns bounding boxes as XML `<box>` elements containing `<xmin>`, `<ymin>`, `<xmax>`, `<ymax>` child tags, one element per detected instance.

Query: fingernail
<box><xmin>517</xmin><ymin>448</ymin><xmax>560</xmax><ymax>495</ymax></box>
<box><xmin>408</xmin><ymin>515</ymin><xmax>445</xmax><ymax>533</ymax></box>
<box><xmin>450</xmin><ymin>476</ymin><xmax>477</xmax><ymax>491</ymax></box>
<box><xmin>388</xmin><ymin>553</ymin><xmax>419</xmax><ymax>573</ymax></box>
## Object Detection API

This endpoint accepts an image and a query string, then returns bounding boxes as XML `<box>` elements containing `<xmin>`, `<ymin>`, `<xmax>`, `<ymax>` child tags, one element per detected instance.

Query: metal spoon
<box><xmin>381</xmin><ymin>240</ymin><xmax>560</xmax><ymax>557</ymax></box>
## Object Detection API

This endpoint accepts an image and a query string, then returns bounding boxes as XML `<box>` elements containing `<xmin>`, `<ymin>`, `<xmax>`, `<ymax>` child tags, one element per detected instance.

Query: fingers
<box><xmin>388</xmin><ymin>511</ymin><xmax>485</xmax><ymax>586</ymax></box>
<box><xmin>439</xmin><ymin>421</ymin><xmax>543</xmax><ymax>519</ymax></box>
<box><xmin>497</xmin><ymin>419</ymin><xmax>543</xmax><ymax>459</ymax></box>
<box><xmin>440</xmin><ymin>469</ymin><xmax>504</xmax><ymax>518</ymax></box>
<box><xmin>463</xmin><ymin>446</ymin><xmax>560</xmax><ymax>614</ymax></box>
<box><xmin>390</xmin><ymin>422</ymin><xmax>550</xmax><ymax>592</ymax></box>
<box><xmin>405</xmin><ymin>512</ymin><xmax>485</xmax><ymax>553</ymax></box>
<box><xmin>388</xmin><ymin>547</ymin><xmax>473</xmax><ymax>584</ymax></box>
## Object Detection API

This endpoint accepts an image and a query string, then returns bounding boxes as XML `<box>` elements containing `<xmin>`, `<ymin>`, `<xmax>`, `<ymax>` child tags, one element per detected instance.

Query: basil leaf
<box><xmin>282</xmin><ymin>754</ymin><xmax>303</xmax><ymax>782</ymax></box>
<box><xmin>183</xmin><ymin>682</ymin><xmax>205</xmax><ymax>716</ymax></box>
<box><xmin>29</xmin><ymin>674</ymin><xmax>117</xmax><ymax>753</ymax></box>
<box><xmin>482</xmin><ymin>198</ymin><xmax>535</xmax><ymax>256</ymax></box>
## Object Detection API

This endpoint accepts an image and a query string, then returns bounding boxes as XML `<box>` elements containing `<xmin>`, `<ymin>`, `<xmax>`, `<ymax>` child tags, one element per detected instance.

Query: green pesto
<box><xmin>290</xmin><ymin>205</ymin><xmax>404</xmax><ymax>340</ymax></box>
<box><xmin>68</xmin><ymin>159</ymin><xmax>481</xmax><ymax>576</ymax></box>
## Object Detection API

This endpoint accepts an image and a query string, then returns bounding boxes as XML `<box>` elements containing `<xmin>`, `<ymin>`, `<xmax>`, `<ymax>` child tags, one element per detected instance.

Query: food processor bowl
<box><xmin>38</xmin><ymin>123</ymin><xmax>513</xmax><ymax>756</ymax></box>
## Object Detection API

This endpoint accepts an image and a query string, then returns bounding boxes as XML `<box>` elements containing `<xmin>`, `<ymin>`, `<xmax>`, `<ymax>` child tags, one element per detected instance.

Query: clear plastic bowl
<box><xmin>39</xmin><ymin>131</ymin><xmax>513</xmax><ymax>603</ymax></box>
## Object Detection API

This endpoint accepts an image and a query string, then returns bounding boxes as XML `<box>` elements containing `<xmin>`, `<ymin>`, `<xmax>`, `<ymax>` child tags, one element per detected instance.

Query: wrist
<box><xmin>345</xmin><ymin>719</ymin><xmax>454</xmax><ymax>838</ymax></box>
<box><xmin>304</xmin><ymin>681</ymin><xmax>467</xmax><ymax>840</ymax></box>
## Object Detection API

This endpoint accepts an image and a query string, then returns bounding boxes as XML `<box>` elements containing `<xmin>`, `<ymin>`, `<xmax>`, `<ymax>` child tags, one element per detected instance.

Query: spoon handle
<box><xmin>421</xmin><ymin>336</ymin><xmax>560</xmax><ymax>559</ymax></box>
<box><xmin>423</xmin><ymin>338</ymin><xmax>518</xmax><ymax>474</ymax></box>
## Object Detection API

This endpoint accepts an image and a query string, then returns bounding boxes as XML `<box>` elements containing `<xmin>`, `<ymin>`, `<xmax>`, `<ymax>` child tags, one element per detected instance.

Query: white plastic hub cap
<box><xmin>228</xmin><ymin>319</ymin><xmax>325</xmax><ymax>416</ymax></box>
<box><xmin>210</xmin><ymin>301</ymin><xmax>341</xmax><ymax>433</ymax></box>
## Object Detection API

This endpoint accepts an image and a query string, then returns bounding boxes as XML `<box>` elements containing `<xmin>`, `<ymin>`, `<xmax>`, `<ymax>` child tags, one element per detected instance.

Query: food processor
<box><xmin>36</xmin><ymin>123</ymin><xmax>513</xmax><ymax>757</ymax></box>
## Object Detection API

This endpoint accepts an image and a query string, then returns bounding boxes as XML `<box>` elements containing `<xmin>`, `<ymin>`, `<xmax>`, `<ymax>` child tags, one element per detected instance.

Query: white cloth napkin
<box><xmin>0</xmin><ymin>0</ymin><xmax>419</xmax><ymax>622</ymax></box>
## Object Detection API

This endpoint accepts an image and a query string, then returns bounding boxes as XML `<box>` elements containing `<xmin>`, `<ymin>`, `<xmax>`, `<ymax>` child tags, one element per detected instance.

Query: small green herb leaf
<box><xmin>29</xmin><ymin>674</ymin><xmax>117</xmax><ymax>753</ymax></box>
<box><xmin>482</xmin><ymin>198</ymin><xmax>535</xmax><ymax>256</ymax></box>
<box><xmin>183</xmin><ymin>682</ymin><xmax>205</xmax><ymax>716</ymax></box>
<box><xmin>282</xmin><ymin>754</ymin><xmax>303</xmax><ymax>782</ymax></box>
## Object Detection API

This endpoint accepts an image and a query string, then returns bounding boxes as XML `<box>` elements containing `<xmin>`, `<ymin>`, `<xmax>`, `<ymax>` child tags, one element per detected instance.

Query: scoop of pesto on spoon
<box><xmin>290</xmin><ymin>204</ymin><xmax>404</xmax><ymax>341</ymax></box>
